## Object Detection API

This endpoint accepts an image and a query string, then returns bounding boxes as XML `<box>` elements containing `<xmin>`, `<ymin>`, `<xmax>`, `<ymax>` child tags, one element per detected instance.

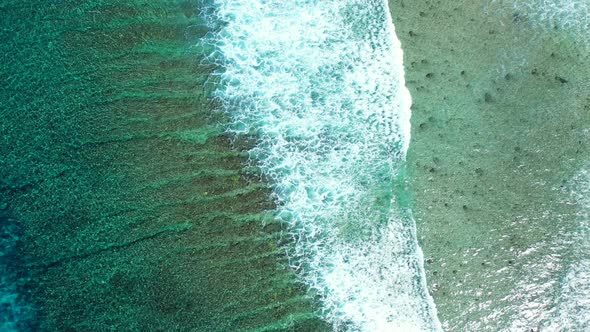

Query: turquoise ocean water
<box><xmin>396</xmin><ymin>0</ymin><xmax>590</xmax><ymax>330</ymax></box>
<box><xmin>0</xmin><ymin>0</ymin><xmax>588</xmax><ymax>330</ymax></box>
<box><xmin>202</xmin><ymin>0</ymin><xmax>590</xmax><ymax>330</ymax></box>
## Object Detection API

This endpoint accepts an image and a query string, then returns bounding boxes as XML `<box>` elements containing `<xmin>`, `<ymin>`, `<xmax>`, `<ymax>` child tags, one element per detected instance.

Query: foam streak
<box><xmin>204</xmin><ymin>0</ymin><xmax>441</xmax><ymax>330</ymax></box>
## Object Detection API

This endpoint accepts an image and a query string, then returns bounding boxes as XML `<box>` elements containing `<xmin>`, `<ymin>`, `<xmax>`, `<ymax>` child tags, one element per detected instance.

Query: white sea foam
<box><xmin>202</xmin><ymin>0</ymin><xmax>441</xmax><ymax>330</ymax></box>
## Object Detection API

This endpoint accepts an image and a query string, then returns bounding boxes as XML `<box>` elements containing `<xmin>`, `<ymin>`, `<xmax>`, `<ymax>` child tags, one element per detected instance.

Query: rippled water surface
<box><xmin>0</xmin><ymin>0</ymin><xmax>588</xmax><ymax>330</ymax></box>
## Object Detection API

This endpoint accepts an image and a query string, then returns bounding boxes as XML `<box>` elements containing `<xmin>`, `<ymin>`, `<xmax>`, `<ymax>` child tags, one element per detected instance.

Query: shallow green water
<box><xmin>0</xmin><ymin>1</ymin><xmax>328</xmax><ymax>330</ymax></box>
<box><xmin>391</xmin><ymin>0</ymin><xmax>590</xmax><ymax>330</ymax></box>
<box><xmin>1</xmin><ymin>0</ymin><xmax>589</xmax><ymax>331</ymax></box>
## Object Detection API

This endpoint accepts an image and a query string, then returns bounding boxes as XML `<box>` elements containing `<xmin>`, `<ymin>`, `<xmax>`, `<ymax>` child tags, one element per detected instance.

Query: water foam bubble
<box><xmin>204</xmin><ymin>0</ymin><xmax>441</xmax><ymax>330</ymax></box>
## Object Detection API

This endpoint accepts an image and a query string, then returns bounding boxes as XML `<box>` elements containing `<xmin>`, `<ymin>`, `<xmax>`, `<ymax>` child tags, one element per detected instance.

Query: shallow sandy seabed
<box><xmin>390</xmin><ymin>0</ymin><xmax>590</xmax><ymax>330</ymax></box>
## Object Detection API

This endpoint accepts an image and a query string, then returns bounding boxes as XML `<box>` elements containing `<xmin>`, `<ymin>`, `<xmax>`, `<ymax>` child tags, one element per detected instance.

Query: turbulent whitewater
<box><xmin>201</xmin><ymin>0</ymin><xmax>441</xmax><ymax>330</ymax></box>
